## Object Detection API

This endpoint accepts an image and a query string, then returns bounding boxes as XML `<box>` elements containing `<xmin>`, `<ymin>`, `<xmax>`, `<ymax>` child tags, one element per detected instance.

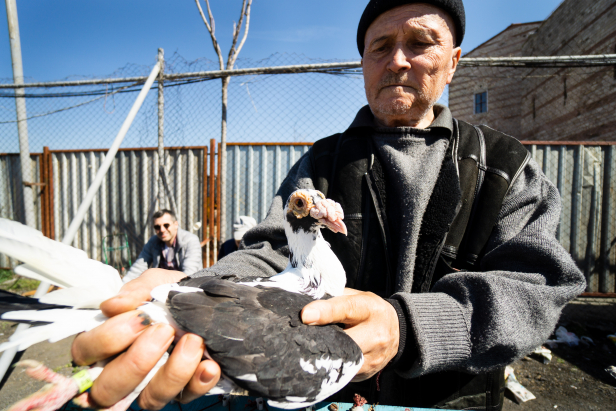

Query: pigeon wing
<box><xmin>168</xmin><ymin>278</ymin><xmax>363</xmax><ymax>409</ymax></box>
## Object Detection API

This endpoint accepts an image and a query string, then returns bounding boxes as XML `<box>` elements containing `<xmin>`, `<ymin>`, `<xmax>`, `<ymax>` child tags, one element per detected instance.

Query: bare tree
<box><xmin>195</xmin><ymin>0</ymin><xmax>253</xmax><ymax>260</ymax></box>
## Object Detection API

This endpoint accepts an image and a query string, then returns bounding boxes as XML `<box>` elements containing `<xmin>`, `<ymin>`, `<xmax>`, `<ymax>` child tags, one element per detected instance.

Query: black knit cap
<box><xmin>357</xmin><ymin>0</ymin><xmax>465</xmax><ymax>56</ymax></box>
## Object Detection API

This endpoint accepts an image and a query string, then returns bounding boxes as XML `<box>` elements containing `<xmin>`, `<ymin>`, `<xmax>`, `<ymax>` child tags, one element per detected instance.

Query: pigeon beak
<box><xmin>318</xmin><ymin>217</ymin><xmax>347</xmax><ymax>236</ymax></box>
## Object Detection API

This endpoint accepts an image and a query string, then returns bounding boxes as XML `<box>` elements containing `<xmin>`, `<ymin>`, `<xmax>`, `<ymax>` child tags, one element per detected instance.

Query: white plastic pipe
<box><xmin>0</xmin><ymin>60</ymin><xmax>161</xmax><ymax>384</ymax></box>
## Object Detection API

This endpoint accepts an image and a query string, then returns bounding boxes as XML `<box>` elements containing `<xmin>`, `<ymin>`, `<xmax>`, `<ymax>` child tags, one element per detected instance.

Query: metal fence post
<box><xmin>5</xmin><ymin>0</ymin><xmax>35</xmax><ymax>229</ymax></box>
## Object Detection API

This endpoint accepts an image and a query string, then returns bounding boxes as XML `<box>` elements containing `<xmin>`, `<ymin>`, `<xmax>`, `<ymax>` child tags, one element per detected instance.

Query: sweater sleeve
<box><xmin>123</xmin><ymin>235</ymin><xmax>157</xmax><ymax>283</ymax></box>
<box><xmin>391</xmin><ymin>158</ymin><xmax>586</xmax><ymax>378</ymax></box>
<box><xmin>190</xmin><ymin>152</ymin><xmax>316</xmax><ymax>279</ymax></box>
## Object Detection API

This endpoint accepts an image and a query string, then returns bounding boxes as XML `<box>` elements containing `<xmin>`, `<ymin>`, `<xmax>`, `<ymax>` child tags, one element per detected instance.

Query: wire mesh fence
<box><xmin>1</xmin><ymin>53</ymin><xmax>616</xmax><ymax>294</ymax></box>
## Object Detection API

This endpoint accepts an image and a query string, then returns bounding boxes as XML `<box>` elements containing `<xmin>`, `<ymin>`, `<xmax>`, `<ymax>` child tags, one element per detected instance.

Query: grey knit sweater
<box><xmin>191</xmin><ymin>106</ymin><xmax>585</xmax><ymax>383</ymax></box>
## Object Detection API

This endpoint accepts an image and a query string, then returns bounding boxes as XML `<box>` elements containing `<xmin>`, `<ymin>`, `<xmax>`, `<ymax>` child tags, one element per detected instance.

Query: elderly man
<box><xmin>72</xmin><ymin>1</ymin><xmax>585</xmax><ymax>410</ymax></box>
<box><xmin>122</xmin><ymin>209</ymin><xmax>202</xmax><ymax>283</ymax></box>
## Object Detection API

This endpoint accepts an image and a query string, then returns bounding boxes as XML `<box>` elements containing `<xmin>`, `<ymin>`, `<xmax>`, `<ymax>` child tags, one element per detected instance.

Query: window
<box><xmin>474</xmin><ymin>91</ymin><xmax>488</xmax><ymax>114</ymax></box>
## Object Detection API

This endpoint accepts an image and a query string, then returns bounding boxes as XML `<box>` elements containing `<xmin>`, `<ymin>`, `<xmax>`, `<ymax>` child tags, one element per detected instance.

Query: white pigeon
<box><xmin>0</xmin><ymin>189</ymin><xmax>363</xmax><ymax>411</ymax></box>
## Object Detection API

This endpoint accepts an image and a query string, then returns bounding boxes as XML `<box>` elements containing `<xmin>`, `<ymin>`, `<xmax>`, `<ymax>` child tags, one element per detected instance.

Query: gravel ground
<box><xmin>0</xmin><ymin>298</ymin><xmax>614</xmax><ymax>411</ymax></box>
<box><xmin>503</xmin><ymin>298</ymin><xmax>616</xmax><ymax>411</ymax></box>
<box><xmin>0</xmin><ymin>321</ymin><xmax>77</xmax><ymax>409</ymax></box>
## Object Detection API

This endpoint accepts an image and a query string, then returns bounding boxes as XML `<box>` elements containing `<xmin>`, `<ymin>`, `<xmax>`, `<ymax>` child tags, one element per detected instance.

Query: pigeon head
<box><xmin>285</xmin><ymin>189</ymin><xmax>347</xmax><ymax>236</ymax></box>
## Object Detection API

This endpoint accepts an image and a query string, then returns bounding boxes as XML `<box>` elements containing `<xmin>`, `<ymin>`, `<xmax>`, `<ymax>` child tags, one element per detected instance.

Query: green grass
<box><xmin>0</xmin><ymin>269</ymin><xmax>41</xmax><ymax>293</ymax></box>
<box><xmin>0</xmin><ymin>268</ymin><xmax>13</xmax><ymax>283</ymax></box>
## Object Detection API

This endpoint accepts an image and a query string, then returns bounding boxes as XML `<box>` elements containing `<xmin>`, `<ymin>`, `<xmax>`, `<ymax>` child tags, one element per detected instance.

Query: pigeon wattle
<box><xmin>0</xmin><ymin>189</ymin><xmax>363</xmax><ymax>411</ymax></box>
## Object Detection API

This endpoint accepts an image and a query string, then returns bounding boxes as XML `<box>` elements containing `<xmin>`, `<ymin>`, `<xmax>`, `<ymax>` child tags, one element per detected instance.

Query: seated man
<box><xmin>122</xmin><ymin>209</ymin><xmax>202</xmax><ymax>283</ymax></box>
<box><xmin>218</xmin><ymin>215</ymin><xmax>257</xmax><ymax>259</ymax></box>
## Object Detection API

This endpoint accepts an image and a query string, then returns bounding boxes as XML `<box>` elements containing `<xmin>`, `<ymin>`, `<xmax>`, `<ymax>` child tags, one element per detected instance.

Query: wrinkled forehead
<box><xmin>365</xmin><ymin>4</ymin><xmax>455</xmax><ymax>45</ymax></box>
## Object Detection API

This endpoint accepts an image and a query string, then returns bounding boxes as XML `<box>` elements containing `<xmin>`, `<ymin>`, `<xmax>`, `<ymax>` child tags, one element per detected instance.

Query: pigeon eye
<box><xmin>295</xmin><ymin>199</ymin><xmax>304</xmax><ymax>208</ymax></box>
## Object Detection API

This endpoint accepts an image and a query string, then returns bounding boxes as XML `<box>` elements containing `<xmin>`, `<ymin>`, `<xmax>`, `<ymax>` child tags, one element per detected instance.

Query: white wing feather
<box><xmin>0</xmin><ymin>218</ymin><xmax>123</xmax><ymax>306</ymax></box>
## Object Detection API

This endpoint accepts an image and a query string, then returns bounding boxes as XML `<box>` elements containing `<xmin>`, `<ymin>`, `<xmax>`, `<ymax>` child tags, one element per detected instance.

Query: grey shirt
<box><xmin>192</xmin><ymin>105</ymin><xmax>585</xmax><ymax>380</ymax></box>
<box><xmin>124</xmin><ymin>228</ymin><xmax>203</xmax><ymax>282</ymax></box>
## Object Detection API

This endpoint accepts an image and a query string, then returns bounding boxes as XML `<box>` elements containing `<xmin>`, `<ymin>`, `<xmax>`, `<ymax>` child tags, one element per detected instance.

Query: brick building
<box><xmin>449</xmin><ymin>0</ymin><xmax>616</xmax><ymax>141</ymax></box>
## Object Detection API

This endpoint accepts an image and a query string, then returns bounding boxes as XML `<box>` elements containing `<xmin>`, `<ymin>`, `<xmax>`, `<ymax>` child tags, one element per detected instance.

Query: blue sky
<box><xmin>0</xmin><ymin>1</ymin><xmax>566</xmax><ymax>153</ymax></box>
<box><xmin>1</xmin><ymin>0</ymin><xmax>564</xmax><ymax>82</ymax></box>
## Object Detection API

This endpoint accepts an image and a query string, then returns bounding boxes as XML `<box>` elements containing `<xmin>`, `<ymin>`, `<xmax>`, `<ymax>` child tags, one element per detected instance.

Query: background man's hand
<box><xmin>71</xmin><ymin>269</ymin><xmax>221</xmax><ymax>410</ymax></box>
<box><xmin>300</xmin><ymin>288</ymin><xmax>399</xmax><ymax>381</ymax></box>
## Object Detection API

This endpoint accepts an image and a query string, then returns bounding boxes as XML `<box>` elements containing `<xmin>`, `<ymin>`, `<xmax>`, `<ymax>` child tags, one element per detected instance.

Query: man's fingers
<box><xmin>102</xmin><ymin>269</ymin><xmax>187</xmax><ymax>317</ymax></box>
<box><xmin>301</xmin><ymin>294</ymin><xmax>370</xmax><ymax>326</ymax></box>
<box><xmin>176</xmin><ymin>360</ymin><xmax>221</xmax><ymax>404</ymax></box>
<box><xmin>71</xmin><ymin>310</ymin><xmax>152</xmax><ymax>366</ymax></box>
<box><xmin>88</xmin><ymin>324</ymin><xmax>175</xmax><ymax>408</ymax></box>
<box><xmin>137</xmin><ymin>333</ymin><xmax>206</xmax><ymax>410</ymax></box>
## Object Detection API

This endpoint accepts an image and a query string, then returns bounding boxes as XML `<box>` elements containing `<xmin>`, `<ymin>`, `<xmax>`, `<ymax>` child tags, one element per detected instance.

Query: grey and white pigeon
<box><xmin>0</xmin><ymin>189</ymin><xmax>363</xmax><ymax>411</ymax></box>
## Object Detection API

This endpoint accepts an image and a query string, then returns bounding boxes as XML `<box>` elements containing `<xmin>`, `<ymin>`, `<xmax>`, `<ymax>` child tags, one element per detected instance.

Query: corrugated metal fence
<box><xmin>1</xmin><ymin>142</ymin><xmax>615</xmax><ymax>294</ymax></box>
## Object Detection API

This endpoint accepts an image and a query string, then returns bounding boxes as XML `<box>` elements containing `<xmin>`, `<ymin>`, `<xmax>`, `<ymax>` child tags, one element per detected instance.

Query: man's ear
<box><xmin>446</xmin><ymin>47</ymin><xmax>462</xmax><ymax>85</ymax></box>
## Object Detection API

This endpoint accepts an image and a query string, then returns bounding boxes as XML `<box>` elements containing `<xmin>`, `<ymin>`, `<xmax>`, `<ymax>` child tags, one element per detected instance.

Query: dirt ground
<box><xmin>0</xmin><ymin>298</ymin><xmax>614</xmax><ymax>411</ymax></box>
<box><xmin>502</xmin><ymin>298</ymin><xmax>616</xmax><ymax>411</ymax></box>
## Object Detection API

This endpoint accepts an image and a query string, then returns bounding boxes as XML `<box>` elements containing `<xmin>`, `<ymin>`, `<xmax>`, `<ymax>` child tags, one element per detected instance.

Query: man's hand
<box><xmin>300</xmin><ymin>288</ymin><xmax>399</xmax><ymax>381</ymax></box>
<box><xmin>71</xmin><ymin>269</ymin><xmax>221</xmax><ymax>410</ymax></box>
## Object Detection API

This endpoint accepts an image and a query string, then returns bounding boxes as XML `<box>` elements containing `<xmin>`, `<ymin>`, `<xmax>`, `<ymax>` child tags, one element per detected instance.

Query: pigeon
<box><xmin>0</xmin><ymin>189</ymin><xmax>363</xmax><ymax>411</ymax></box>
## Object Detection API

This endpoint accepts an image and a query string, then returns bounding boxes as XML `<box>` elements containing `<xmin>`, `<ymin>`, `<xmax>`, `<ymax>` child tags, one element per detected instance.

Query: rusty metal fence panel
<box><xmin>1</xmin><ymin>142</ymin><xmax>616</xmax><ymax>293</ymax></box>
<box><xmin>224</xmin><ymin>143</ymin><xmax>311</xmax><ymax>239</ymax></box>
<box><xmin>526</xmin><ymin>143</ymin><xmax>616</xmax><ymax>294</ymax></box>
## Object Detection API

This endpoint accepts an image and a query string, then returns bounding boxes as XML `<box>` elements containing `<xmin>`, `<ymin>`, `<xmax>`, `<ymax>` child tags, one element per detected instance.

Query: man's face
<box><xmin>361</xmin><ymin>4</ymin><xmax>461</xmax><ymax>127</ymax></box>
<box><xmin>153</xmin><ymin>213</ymin><xmax>179</xmax><ymax>245</ymax></box>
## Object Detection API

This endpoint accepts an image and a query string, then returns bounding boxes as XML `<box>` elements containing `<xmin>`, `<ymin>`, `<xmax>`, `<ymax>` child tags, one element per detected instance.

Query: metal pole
<box><xmin>5</xmin><ymin>0</ymin><xmax>35</xmax><ymax>229</ymax></box>
<box><xmin>0</xmin><ymin>58</ymin><xmax>162</xmax><ymax>383</ymax></box>
<box><xmin>157</xmin><ymin>48</ymin><xmax>165</xmax><ymax>210</ymax></box>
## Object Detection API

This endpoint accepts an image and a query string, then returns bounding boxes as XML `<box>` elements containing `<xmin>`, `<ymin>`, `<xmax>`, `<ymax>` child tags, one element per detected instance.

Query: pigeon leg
<box><xmin>7</xmin><ymin>361</ymin><xmax>80</xmax><ymax>411</ymax></box>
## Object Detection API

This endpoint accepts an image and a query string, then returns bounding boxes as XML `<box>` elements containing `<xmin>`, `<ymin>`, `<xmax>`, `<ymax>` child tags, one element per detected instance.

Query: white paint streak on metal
<box><xmin>233</xmin><ymin>145</ymin><xmax>240</xmax><ymax>237</ymax></box>
<box><xmin>130</xmin><ymin>150</ymin><xmax>139</xmax><ymax>245</ymax></box>
<box><xmin>80</xmin><ymin>153</ymin><xmax>89</xmax><ymax>256</ymax></box>
<box><xmin>188</xmin><ymin>149</ymin><xmax>195</xmax><ymax>231</ymax></box>
<box><xmin>175</xmin><ymin>151</ymin><xmax>183</xmax><ymax>223</ymax></box>
<box><xmin>0</xmin><ymin>158</ymin><xmax>8</xmax><ymax>267</ymax></box>
<box><xmin>52</xmin><ymin>155</ymin><xmax>60</xmax><ymax>241</ymax></box>
<box><xmin>275</xmin><ymin>145</ymin><xmax>281</xmax><ymax>194</ymax></box>
<box><xmin>261</xmin><ymin>145</ymin><xmax>267</xmax><ymax>220</ymax></box>
<box><xmin>70</xmin><ymin>154</ymin><xmax>79</xmax><ymax>248</ymax></box>
<box><xmin>110</xmin><ymin>155</ymin><xmax>119</xmax><ymax>236</ymax></box>
<box><xmin>140</xmin><ymin>150</ymin><xmax>149</xmax><ymax>240</ymax></box>
<box><xmin>100</xmin><ymin>152</ymin><xmax>108</xmax><ymax>255</ymax></box>
<box><xmin>248</xmin><ymin>146</ymin><xmax>254</xmax><ymax>221</ymax></box>
<box><xmin>120</xmin><ymin>152</ymin><xmax>129</xmax><ymax>253</ymax></box>
<box><xmin>61</xmin><ymin>154</ymin><xmax>69</xmax><ymax>240</ymax></box>
<box><xmin>557</xmin><ymin>146</ymin><xmax>566</xmax><ymax>246</ymax></box>
<box><xmin>571</xmin><ymin>146</ymin><xmax>584</xmax><ymax>265</ymax></box>
<box><xmin>89</xmin><ymin>152</ymin><xmax>98</xmax><ymax>262</ymax></box>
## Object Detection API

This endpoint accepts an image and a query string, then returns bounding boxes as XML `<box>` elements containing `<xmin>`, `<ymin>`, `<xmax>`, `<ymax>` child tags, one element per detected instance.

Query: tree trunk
<box><xmin>219</xmin><ymin>75</ymin><xmax>230</xmax><ymax>250</ymax></box>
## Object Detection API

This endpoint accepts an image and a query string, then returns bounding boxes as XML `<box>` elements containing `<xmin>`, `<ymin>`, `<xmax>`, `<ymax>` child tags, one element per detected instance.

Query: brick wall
<box><xmin>520</xmin><ymin>0</ymin><xmax>616</xmax><ymax>141</ymax></box>
<box><xmin>449</xmin><ymin>0</ymin><xmax>616</xmax><ymax>141</ymax></box>
<box><xmin>449</xmin><ymin>23</ymin><xmax>541</xmax><ymax>137</ymax></box>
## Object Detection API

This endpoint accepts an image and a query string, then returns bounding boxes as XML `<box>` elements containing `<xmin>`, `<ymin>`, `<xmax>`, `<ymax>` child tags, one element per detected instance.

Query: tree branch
<box><xmin>195</xmin><ymin>0</ymin><xmax>224</xmax><ymax>70</ymax></box>
<box><xmin>226</xmin><ymin>0</ymin><xmax>248</xmax><ymax>70</ymax></box>
<box><xmin>228</xmin><ymin>0</ymin><xmax>253</xmax><ymax>70</ymax></box>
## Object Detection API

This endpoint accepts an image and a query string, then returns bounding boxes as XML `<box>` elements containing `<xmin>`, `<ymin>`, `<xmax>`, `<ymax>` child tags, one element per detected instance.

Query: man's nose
<box><xmin>387</xmin><ymin>46</ymin><xmax>411</xmax><ymax>73</ymax></box>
